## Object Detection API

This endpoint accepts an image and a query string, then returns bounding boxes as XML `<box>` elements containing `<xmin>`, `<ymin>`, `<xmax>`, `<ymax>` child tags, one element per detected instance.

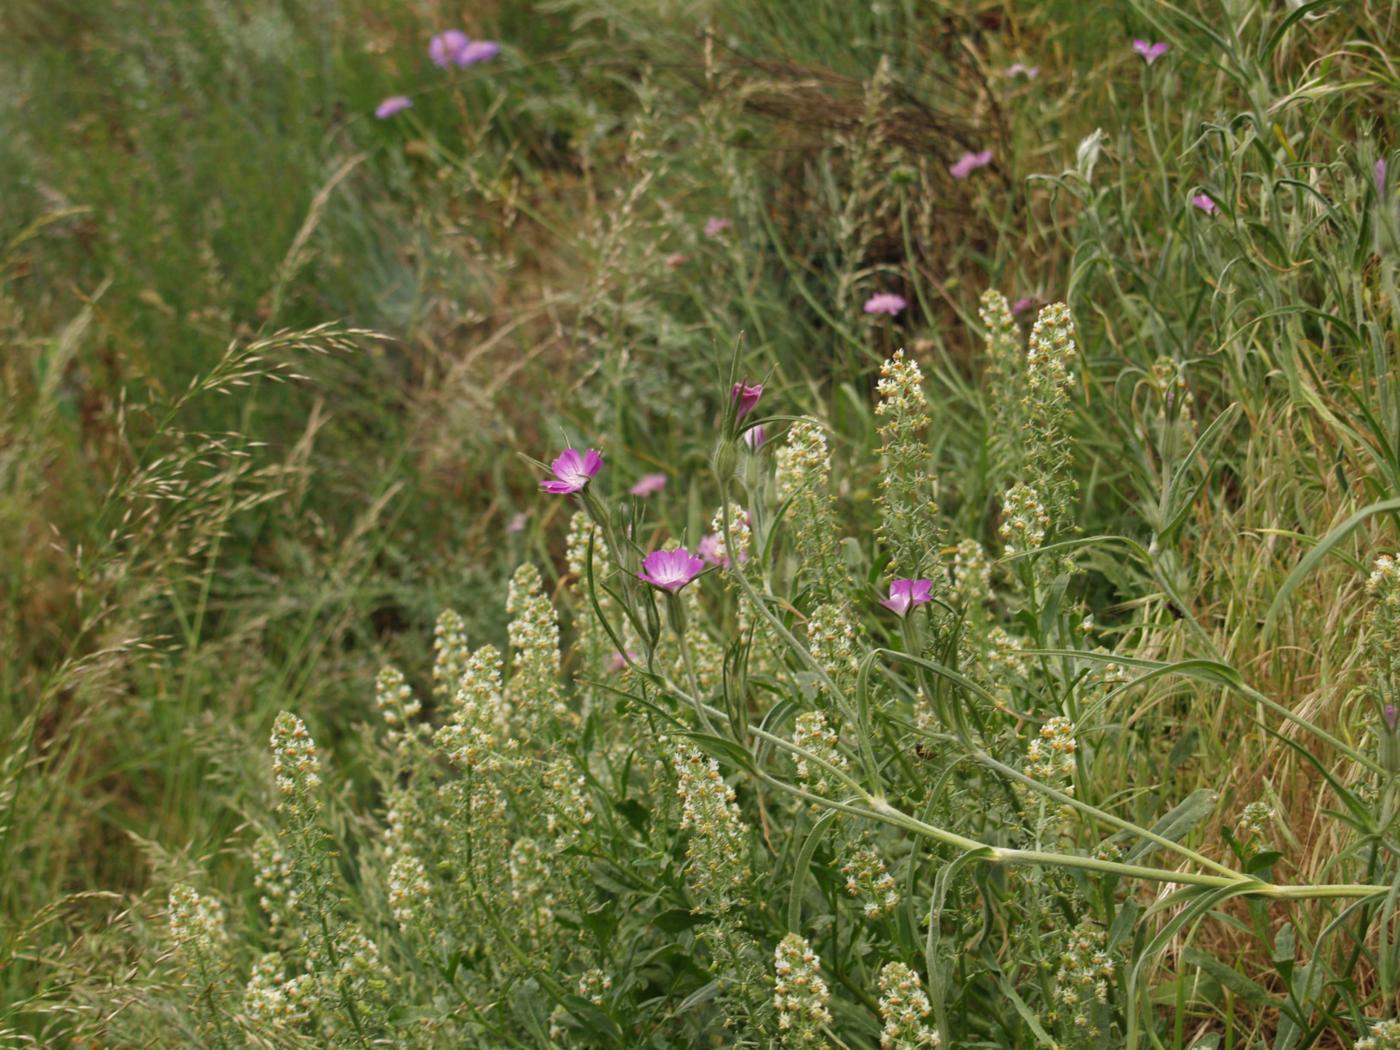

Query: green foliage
<box><xmin>3</xmin><ymin>0</ymin><xmax>1400</xmax><ymax>1046</ymax></box>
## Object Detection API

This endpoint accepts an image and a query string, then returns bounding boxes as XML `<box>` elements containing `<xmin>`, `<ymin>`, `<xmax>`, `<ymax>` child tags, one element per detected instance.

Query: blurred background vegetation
<box><xmin>1</xmin><ymin>0</ymin><xmax>1397</xmax><ymax>1042</ymax></box>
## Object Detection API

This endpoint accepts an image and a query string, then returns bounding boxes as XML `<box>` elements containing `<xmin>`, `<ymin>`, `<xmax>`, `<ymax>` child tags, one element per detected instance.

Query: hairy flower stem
<box><xmin>667</xmin><ymin>591</ymin><xmax>716</xmax><ymax>733</ymax></box>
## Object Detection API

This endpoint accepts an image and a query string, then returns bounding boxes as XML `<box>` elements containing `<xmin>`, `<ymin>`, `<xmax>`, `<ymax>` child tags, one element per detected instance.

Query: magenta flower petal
<box><xmin>456</xmin><ymin>40</ymin><xmax>500</xmax><ymax>66</ymax></box>
<box><xmin>375</xmin><ymin>95</ymin><xmax>413</xmax><ymax>119</ymax></box>
<box><xmin>879</xmin><ymin>578</ymin><xmax>935</xmax><ymax>616</ymax></box>
<box><xmin>1011</xmin><ymin>296</ymin><xmax>1036</xmax><ymax>316</ymax></box>
<box><xmin>1133</xmin><ymin>39</ymin><xmax>1168</xmax><ymax>64</ymax></box>
<box><xmin>1377</xmin><ymin>158</ymin><xmax>1389</xmax><ymax>194</ymax></box>
<box><xmin>1005</xmin><ymin>63</ymin><xmax>1039</xmax><ymax>79</ymax></box>
<box><xmin>949</xmin><ymin>150</ymin><xmax>993</xmax><ymax>179</ymax></box>
<box><xmin>704</xmin><ymin>216</ymin><xmax>732</xmax><ymax>238</ymax></box>
<box><xmin>863</xmin><ymin>292</ymin><xmax>908</xmax><ymax>316</ymax></box>
<box><xmin>630</xmin><ymin>472</ymin><xmax>668</xmax><ymax>497</ymax></box>
<box><xmin>697</xmin><ymin>533</ymin><xmax>723</xmax><ymax>566</ymax></box>
<box><xmin>1190</xmin><ymin>193</ymin><xmax>1216</xmax><ymax>214</ymax></box>
<box><xmin>731</xmin><ymin>382</ymin><xmax>764</xmax><ymax>419</ymax></box>
<box><xmin>540</xmin><ymin>447</ymin><xmax>603</xmax><ymax>494</ymax></box>
<box><xmin>430</xmin><ymin>30</ymin><xmax>470</xmax><ymax>68</ymax></box>
<box><xmin>637</xmin><ymin>548</ymin><xmax>706</xmax><ymax>592</ymax></box>
<box><xmin>743</xmin><ymin>424</ymin><xmax>767</xmax><ymax>451</ymax></box>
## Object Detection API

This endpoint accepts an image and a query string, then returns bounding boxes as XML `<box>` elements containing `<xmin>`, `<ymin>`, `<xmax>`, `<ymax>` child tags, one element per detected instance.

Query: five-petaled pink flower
<box><xmin>1190</xmin><ymin>193</ymin><xmax>1216</xmax><ymax>214</ymax></box>
<box><xmin>743</xmin><ymin>424</ymin><xmax>767</xmax><ymax>451</ymax></box>
<box><xmin>630</xmin><ymin>472</ymin><xmax>668</xmax><ymax>497</ymax></box>
<box><xmin>880</xmin><ymin>578</ymin><xmax>934</xmax><ymax>616</ymax></box>
<box><xmin>429</xmin><ymin>30</ymin><xmax>471</xmax><ymax>68</ymax></box>
<box><xmin>698</xmin><ymin>532</ymin><xmax>747</xmax><ymax>568</ymax></box>
<box><xmin>949</xmin><ymin>150</ymin><xmax>993</xmax><ymax>179</ymax></box>
<box><xmin>704</xmin><ymin>216</ymin><xmax>732</xmax><ymax>238</ymax></box>
<box><xmin>1006</xmin><ymin>63</ymin><xmax>1039</xmax><ymax>79</ymax></box>
<box><xmin>430</xmin><ymin>30</ymin><xmax>500</xmax><ymax>68</ymax></box>
<box><xmin>1133</xmin><ymin>39</ymin><xmax>1169</xmax><ymax>64</ymax></box>
<box><xmin>1011</xmin><ymin>296</ymin><xmax>1036</xmax><ymax>316</ymax></box>
<box><xmin>540</xmin><ymin>448</ymin><xmax>603</xmax><ymax>494</ymax></box>
<box><xmin>864</xmin><ymin>292</ymin><xmax>907</xmax><ymax>316</ymax></box>
<box><xmin>375</xmin><ymin>96</ymin><xmax>413</xmax><ymax>119</ymax></box>
<box><xmin>638</xmin><ymin>548</ymin><xmax>706</xmax><ymax>592</ymax></box>
<box><xmin>731</xmin><ymin>382</ymin><xmax>763</xmax><ymax>418</ymax></box>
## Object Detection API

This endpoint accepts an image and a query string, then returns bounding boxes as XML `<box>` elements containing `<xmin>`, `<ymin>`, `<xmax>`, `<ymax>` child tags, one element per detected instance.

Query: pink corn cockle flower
<box><xmin>698</xmin><ymin>532</ymin><xmax>747</xmax><ymax>568</ymax></box>
<box><xmin>698</xmin><ymin>533</ymin><xmax>723</xmax><ymax>565</ymax></box>
<box><xmin>949</xmin><ymin>150</ymin><xmax>993</xmax><ymax>179</ymax></box>
<box><xmin>1385</xmin><ymin>703</ymin><xmax>1398</xmax><ymax>732</ymax></box>
<box><xmin>375</xmin><ymin>96</ymin><xmax>413</xmax><ymax>119</ymax></box>
<box><xmin>1377</xmin><ymin>159</ymin><xmax>1389</xmax><ymax>193</ymax></box>
<box><xmin>1133</xmin><ymin>39</ymin><xmax>1169</xmax><ymax>64</ymax></box>
<box><xmin>1011</xmin><ymin>296</ymin><xmax>1036</xmax><ymax>316</ymax></box>
<box><xmin>638</xmin><ymin>548</ymin><xmax>706</xmax><ymax>592</ymax></box>
<box><xmin>731</xmin><ymin>382</ymin><xmax>763</xmax><ymax>418</ymax></box>
<box><xmin>1191</xmin><ymin>193</ymin><xmax>1217</xmax><ymax>214</ymax></box>
<box><xmin>456</xmin><ymin>40</ymin><xmax>500</xmax><ymax>66</ymax></box>
<box><xmin>607</xmin><ymin>650</ymin><xmax>639</xmax><ymax>672</ymax></box>
<box><xmin>665</xmin><ymin>252</ymin><xmax>688</xmax><ymax>270</ymax></box>
<box><xmin>507</xmin><ymin>512</ymin><xmax>527</xmax><ymax>533</ymax></box>
<box><xmin>880</xmin><ymin>578</ymin><xmax>934</xmax><ymax>616</ymax></box>
<box><xmin>1006</xmin><ymin>63</ymin><xmax>1039</xmax><ymax>79</ymax></box>
<box><xmin>743</xmin><ymin>424</ymin><xmax>767</xmax><ymax>451</ymax></box>
<box><xmin>540</xmin><ymin>448</ymin><xmax>603</xmax><ymax>494</ymax></box>
<box><xmin>630</xmin><ymin>473</ymin><xmax>668</xmax><ymax>497</ymax></box>
<box><xmin>429</xmin><ymin>30</ymin><xmax>470</xmax><ymax>68</ymax></box>
<box><xmin>863</xmin><ymin>292</ymin><xmax>907</xmax><ymax>316</ymax></box>
<box><xmin>704</xmin><ymin>216</ymin><xmax>732</xmax><ymax>238</ymax></box>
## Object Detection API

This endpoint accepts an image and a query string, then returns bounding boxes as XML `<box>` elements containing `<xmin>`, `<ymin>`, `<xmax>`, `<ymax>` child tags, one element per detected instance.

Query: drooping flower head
<box><xmin>949</xmin><ymin>150</ymin><xmax>993</xmax><ymax>179</ymax></box>
<box><xmin>540</xmin><ymin>448</ymin><xmax>603</xmax><ymax>494</ymax></box>
<box><xmin>1133</xmin><ymin>39</ymin><xmax>1169</xmax><ymax>64</ymax></box>
<box><xmin>1191</xmin><ymin>192</ymin><xmax>1217</xmax><ymax>214</ymax></box>
<box><xmin>863</xmin><ymin>292</ymin><xmax>908</xmax><ymax>316</ymax></box>
<box><xmin>637</xmin><ymin>548</ymin><xmax>706</xmax><ymax>592</ymax></box>
<box><xmin>375</xmin><ymin>95</ymin><xmax>413</xmax><ymax>119</ymax></box>
<box><xmin>629</xmin><ymin>472</ymin><xmax>667</xmax><ymax>497</ymax></box>
<box><xmin>731</xmin><ymin>382</ymin><xmax>764</xmax><ymax>418</ymax></box>
<box><xmin>743</xmin><ymin>424</ymin><xmax>767</xmax><ymax>451</ymax></box>
<box><xmin>704</xmin><ymin>216</ymin><xmax>732</xmax><ymax>238</ymax></box>
<box><xmin>880</xmin><ymin>578</ymin><xmax>934</xmax><ymax>616</ymax></box>
<box><xmin>429</xmin><ymin>30</ymin><xmax>470</xmax><ymax>68</ymax></box>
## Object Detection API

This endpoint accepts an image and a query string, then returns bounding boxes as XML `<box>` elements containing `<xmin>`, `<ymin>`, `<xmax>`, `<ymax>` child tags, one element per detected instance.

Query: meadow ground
<box><xmin>2</xmin><ymin>1</ymin><xmax>1399</xmax><ymax>1046</ymax></box>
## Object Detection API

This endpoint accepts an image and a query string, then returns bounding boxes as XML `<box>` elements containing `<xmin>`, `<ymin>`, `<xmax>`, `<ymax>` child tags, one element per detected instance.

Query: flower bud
<box><xmin>712</xmin><ymin>436</ymin><xmax>738</xmax><ymax>482</ymax></box>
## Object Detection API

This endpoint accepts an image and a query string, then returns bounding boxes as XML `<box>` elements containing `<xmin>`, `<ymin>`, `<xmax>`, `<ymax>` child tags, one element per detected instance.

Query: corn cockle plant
<box><xmin>143</xmin><ymin>302</ymin><xmax>1399</xmax><ymax>1048</ymax></box>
